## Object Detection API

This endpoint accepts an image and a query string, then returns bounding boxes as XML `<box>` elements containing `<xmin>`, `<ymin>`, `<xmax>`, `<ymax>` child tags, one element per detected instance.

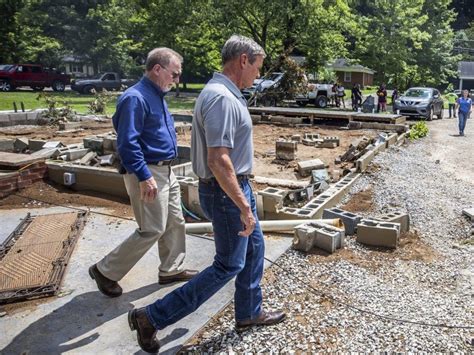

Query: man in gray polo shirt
<box><xmin>126</xmin><ymin>35</ymin><xmax>286</xmax><ymax>353</ymax></box>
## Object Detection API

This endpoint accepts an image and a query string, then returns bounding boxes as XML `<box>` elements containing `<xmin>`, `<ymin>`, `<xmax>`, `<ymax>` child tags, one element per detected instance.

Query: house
<box><xmin>326</xmin><ymin>58</ymin><xmax>375</xmax><ymax>87</ymax></box>
<box><xmin>62</xmin><ymin>55</ymin><xmax>98</xmax><ymax>78</ymax></box>
<box><xmin>457</xmin><ymin>61</ymin><xmax>474</xmax><ymax>90</ymax></box>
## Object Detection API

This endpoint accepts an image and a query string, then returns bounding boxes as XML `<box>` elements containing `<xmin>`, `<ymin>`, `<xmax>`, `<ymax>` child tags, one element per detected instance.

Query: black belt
<box><xmin>199</xmin><ymin>174</ymin><xmax>251</xmax><ymax>184</ymax></box>
<box><xmin>151</xmin><ymin>159</ymin><xmax>174</xmax><ymax>166</ymax></box>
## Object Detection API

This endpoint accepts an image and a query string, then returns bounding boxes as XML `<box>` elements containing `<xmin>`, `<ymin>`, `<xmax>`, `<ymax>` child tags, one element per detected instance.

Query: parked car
<box><xmin>71</xmin><ymin>72</ymin><xmax>138</xmax><ymax>94</ymax></box>
<box><xmin>295</xmin><ymin>83</ymin><xmax>334</xmax><ymax>108</ymax></box>
<box><xmin>393</xmin><ymin>87</ymin><xmax>444</xmax><ymax>120</ymax></box>
<box><xmin>242</xmin><ymin>72</ymin><xmax>284</xmax><ymax>101</ymax></box>
<box><xmin>0</xmin><ymin>64</ymin><xmax>71</xmax><ymax>92</ymax></box>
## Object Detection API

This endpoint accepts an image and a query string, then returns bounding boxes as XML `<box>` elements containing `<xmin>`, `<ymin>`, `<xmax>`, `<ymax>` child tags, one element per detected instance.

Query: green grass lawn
<box><xmin>0</xmin><ymin>90</ymin><xmax>196</xmax><ymax>114</ymax></box>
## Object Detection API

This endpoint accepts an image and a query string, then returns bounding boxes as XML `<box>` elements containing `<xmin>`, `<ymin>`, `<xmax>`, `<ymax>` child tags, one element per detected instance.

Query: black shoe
<box><xmin>88</xmin><ymin>264</ymin><xmax>122</xmax><ymax>297</ymax></box>
<box><xmin>128</xmin><ymin>307</ymin><xmax>160</xmax><ymax>353</ymax></box>
<box><xmin>235</xmin><ymin>310</ymin><xmax>286</xmax><ymax>332</ymax></box>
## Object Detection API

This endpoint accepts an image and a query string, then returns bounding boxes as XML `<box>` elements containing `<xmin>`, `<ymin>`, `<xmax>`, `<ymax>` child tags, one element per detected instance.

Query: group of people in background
<box><xmin>329</xmin><ymin>81</ymin><xmax>471</xmax><ymax>136</ymax></box>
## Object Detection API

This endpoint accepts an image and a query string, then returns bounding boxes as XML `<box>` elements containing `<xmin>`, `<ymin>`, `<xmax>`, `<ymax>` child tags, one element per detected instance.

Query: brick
<box><xmin>17</xmin><ymin>180</ymin><xmax>34</xmax><ymax>189</ymax></box>
<box><xmin>356</xmin><ymin>219</ymin><xmax>400</xmax><ymax>248</ymax></box>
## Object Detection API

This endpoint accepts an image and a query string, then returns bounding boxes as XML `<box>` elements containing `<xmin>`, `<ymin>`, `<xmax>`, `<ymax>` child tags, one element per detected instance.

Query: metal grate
<box><xmin>0</xmin><ymin>211</ymin><xmax>87</xmax><ymax>303</ymax></box>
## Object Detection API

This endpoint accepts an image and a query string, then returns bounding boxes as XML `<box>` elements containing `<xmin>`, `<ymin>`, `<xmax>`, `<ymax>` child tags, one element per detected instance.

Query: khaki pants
<box><xmin>97</xmin><ymin>165</ymin><xmax>186</xmax><ymax>281</ymax></box>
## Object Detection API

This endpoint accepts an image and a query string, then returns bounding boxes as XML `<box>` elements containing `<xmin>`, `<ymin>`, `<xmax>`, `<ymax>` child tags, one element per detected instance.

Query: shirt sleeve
<box><xmin>113</xmin><ymin>95</ymin><xmax>152</xmax><ymax>181</ymax></box>
<box><xmin>201</xmin><ymin>95</ymin><xmax>237</xmax><ymax>149</ymax></box>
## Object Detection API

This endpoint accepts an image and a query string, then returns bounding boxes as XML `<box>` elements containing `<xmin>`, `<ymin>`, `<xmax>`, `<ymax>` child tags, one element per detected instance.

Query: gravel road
<box><xmin>185</xmin><ymin>117</ymin><xmax>473</xmax><ymax>353</ymax></box>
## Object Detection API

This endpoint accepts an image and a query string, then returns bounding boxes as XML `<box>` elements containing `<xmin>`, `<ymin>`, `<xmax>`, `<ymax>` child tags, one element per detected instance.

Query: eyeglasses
<box><xmin>161</xmin><ymin>66</ymin><xmax>181</xmax><ymax>79</ymax></box>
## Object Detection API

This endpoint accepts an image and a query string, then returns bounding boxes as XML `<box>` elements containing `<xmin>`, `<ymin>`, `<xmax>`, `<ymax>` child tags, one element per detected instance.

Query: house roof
<box><xmin>458</xmin><ymin>61</ymin><xmax>474</xmax><ymax>79</ymax></box>
<box><xmin>327</xmin><ymin>58</ymin><xmax>375</xmax><ymax>74</ymax></box>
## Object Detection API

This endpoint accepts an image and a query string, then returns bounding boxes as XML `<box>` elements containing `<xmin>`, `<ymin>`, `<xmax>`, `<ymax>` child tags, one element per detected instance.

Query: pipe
<box><xmin>185</xmin><ymin>218</ymin><xmax>343</xmax><ymax>234</ymax></box>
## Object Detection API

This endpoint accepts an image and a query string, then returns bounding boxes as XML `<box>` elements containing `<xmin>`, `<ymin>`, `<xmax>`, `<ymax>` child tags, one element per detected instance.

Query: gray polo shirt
<box><xmin>191</xmin><ymin>72</ymin><xmax>253</xmax><ymax>179</ymax></box>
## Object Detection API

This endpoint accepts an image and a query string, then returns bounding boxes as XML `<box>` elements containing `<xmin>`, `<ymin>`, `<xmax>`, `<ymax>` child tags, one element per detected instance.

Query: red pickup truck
<box><xmin>0</xmin><ymin>64</ymin><xmax>71</xmax><ymax>92</ymax></box>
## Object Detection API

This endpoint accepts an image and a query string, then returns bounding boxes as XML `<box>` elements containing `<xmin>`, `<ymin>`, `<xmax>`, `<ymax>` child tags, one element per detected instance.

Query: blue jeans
<box><xmin>145</xmin><ymin>178</ymin><xmax>264</xmax><ymax>329</ymax></box>
<box><xmin>458</xmin><ymin>111</ymin><xmax>470</xmax><ymax>134</ymax></box>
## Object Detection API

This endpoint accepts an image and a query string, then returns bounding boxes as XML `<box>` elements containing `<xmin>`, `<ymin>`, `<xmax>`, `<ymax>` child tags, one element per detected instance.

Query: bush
<box><xmin>88</xmin><ymin>89</ymin><xmax>115</xmax><ymax>115</ymax></box>
<box><xmin>409</xmin><ymin>121</ymin><xmax>429</xmax><ymax>140</ymax></box>
<box><xmin>36</xmin><ymin>92</ymin><xmax>75</xmax><ymax>123</ymax></box>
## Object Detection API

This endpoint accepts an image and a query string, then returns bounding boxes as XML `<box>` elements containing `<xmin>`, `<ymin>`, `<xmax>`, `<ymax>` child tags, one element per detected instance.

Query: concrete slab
<box><xmin>0</xmin><ymin>207</ymin><xmax>292</xmax><ymax>354</ymax></box>
<box><xmin>0</xmin><ymin>152</ymin><xmax>45</xmax><ymax>167</ymax></box>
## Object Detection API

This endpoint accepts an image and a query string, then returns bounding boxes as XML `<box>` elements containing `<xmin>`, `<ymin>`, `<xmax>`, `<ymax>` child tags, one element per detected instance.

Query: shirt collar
<box><xmin>141</xmin><ymin>76</ymin><xmax>167</xmax><ymax>98</ymax></box>
<box><xmin>211</xmin><ymin>72</ymin><xmax>246</xmax><ymax>101</ymax></box>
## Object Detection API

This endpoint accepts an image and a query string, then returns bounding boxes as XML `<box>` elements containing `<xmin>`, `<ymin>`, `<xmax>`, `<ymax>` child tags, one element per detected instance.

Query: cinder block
<box><xmin>65</xmin><ymin>148</ymin><xmax>90</xmax><ymax>161</ymax></box>
<box><xmin>276</xmin><ymin>140</ymin><xmax>297</xmax><ymax>161</ymax></box>
<box><xmin>103</xmin><ymin>136</ymin><xmax>117</xmax><ymax>153</ymax></box>
<box><xmin>256</xmin><ymin>193</ymin><xmax>264</xmax><ymax>220</ymax></box>
<box><xmin>43</xmin><ymin>141</ymin><xmax>63</xmax><ymax>149</ymax></box>
<box><xmin>79</xmin><ymin>151</ymin><xmax>97</xmax><ymax>165</ymax></box>
<box><xmin>293</xmin><ymin>222</ymin><xmax>343</xmax><ymax>253</ymax></box>
<box><xmin>279</xmin><ymin>207</ymin><xmax>317</xmax><ymax>220</ymax></box>
<box><xmin>291</xmin><ymin>134</ymin><xmax>301</xmax><ymax>142</ymax></box>
<box><xmin>0</xmin><ymin>139</ymin><xmax>14</xmax><ymax>152</ymax></box>
<box><xmin>314</xmin><ymin>226</ymin><xmax>339</xmax><ymax>253</ymax></box>
<box><xmin>356</xmin><ymin>219</ymin><xmax>400</xmax><ymax>248</ymax></box>
<box><xmin>315</xmin><ymin>141</ymin><xmax>337</xmax><ymax>149</ymax></box>
<box><xmin>462</xmin><ymin>207</ymin><xmax>474</xmax><ymax>221</ymax></box>
<box><xmin>30</xmin><ymin>148</ymin><xmax>57</xmax><ymax>159</ymax></box>
<box><xmin>293</xmin><ymin>223</ymin><xmax>318</xmax><ymax>252</ymax></box>
<box><xmin>356</xmin><ymin>148</ymin><xmax>376</xmax><ymax>172</ymax></box>
<box><xmin>323</xmin><ymin>207</ymin><xmax>362</xmax><ymax>235</ymax></box>
<box><xmin>83</xmin><ymin>137</ymin><xmax>104</xmax><ymax>153</ymax></box>
<box><xmin>0</xmin><ymin>114</ymin><xmax>10</xmax><ymax>127</ymax></box>
<box><xmin>298</xmin><ymin>159</ymin><xmax>325</xmax><ymax>177</ymax></box>
<box><xmin>59</xmin><ymin>122</ymin><xmax>82</xmax><ymax>130</ymax></box>
<box><xmin>28</xmin><ymin>139</ymin><xmax>46</xmax><ymax>152</ymax></box>
<box><xmin>387</xmin><ymin>133</ymin><xmax>398</xmax><ymax>146</ymax></box>
<box><xmin>9</xmin><ymin>112</ymin><xmax>28</xmax><ymax>125</ymax></box>
<box><xmin>376</xmin><ymin>211</ymin><xmax>410</xmax><ymax>233</ymax></box>
<box><xmin>322</xmin><ymin>136</ymin><xmax>340</xmax><ymax>146</ymax></box>
<box><xmin>259</xmin><ymin>187</ymin><xmax>287</xmax><ymax>213</ymax></box>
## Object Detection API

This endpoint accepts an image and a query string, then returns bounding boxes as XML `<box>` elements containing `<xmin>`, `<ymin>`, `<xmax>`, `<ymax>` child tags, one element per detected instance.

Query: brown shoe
<box><xmin>235</xmin><ymin>310</ymin><xmax>287</xmax><ymax>332</ymax></box>
<box><xmin>128</xmin><ymin>307</ymin><xmax>160</xmax><ymax>353</ymax></box>
<box><xmin>158</xmin><ymin>269</ymin><xmax>199</xmax><ymax>285</ymax></box>
<box><xmin>88</xmin><ymin>264</ymin><xmax>122</xmax><ymax>297</ymax></box>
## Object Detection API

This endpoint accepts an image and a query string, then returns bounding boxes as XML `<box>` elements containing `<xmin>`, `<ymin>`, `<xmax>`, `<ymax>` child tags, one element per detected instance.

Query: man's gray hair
<box><xmin>221</xmin><ymin>35</ymin><xmax>266</xmax><ymax>65</ymax></box>
<box><xmin>145</xmin><ymin>47</ymin><xmax>183</xmax><ymax>72</ymax></box>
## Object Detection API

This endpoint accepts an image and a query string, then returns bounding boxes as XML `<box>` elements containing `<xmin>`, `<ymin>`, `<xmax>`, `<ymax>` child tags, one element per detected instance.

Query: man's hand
<box><xmin>239</xmin><ymin>206</ymin><xmax>256</xmax><ymax>237</ymax></box>
<box><xmin>139</xmin><ymin>177</ymin><xmax>158</xmax><ymax>203</ymax></box>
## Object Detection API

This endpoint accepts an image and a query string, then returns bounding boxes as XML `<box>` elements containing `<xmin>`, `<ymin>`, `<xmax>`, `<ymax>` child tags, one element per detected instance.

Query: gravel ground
<box><xmin>185</xmin><ymin>122</ymin><xmax>473</xmax><ymax>352</ymax></box>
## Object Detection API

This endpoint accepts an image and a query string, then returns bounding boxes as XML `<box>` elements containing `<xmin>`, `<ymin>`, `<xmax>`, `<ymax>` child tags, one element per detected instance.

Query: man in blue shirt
<box><xmin>126</xmin><ymin>35</ymin><xmax>286</xmax><ymax>354</ymax></box>
<box><xmin>89</xmin><ymin>48</ymin><xmax>198</xmax><ymax>298</ymax></box>
<box><xmin>456</xmin><ymin>89</ymin><xmax>472</xmax><ymax>136</ymax></box>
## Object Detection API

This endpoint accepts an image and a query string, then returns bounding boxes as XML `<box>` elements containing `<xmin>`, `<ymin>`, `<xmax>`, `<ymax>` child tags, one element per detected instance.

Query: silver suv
<box><xmin>393</xmin><ymin>87</ymin><xmax>444</xmax><ymax>120</ymax></box>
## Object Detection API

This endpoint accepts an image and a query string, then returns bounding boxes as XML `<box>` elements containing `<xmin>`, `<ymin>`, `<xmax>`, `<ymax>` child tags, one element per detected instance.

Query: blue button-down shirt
<box><xmin>113</xmin><ymin>76</ymin><xmax>178</xmax><ymax>181</ymax></box>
